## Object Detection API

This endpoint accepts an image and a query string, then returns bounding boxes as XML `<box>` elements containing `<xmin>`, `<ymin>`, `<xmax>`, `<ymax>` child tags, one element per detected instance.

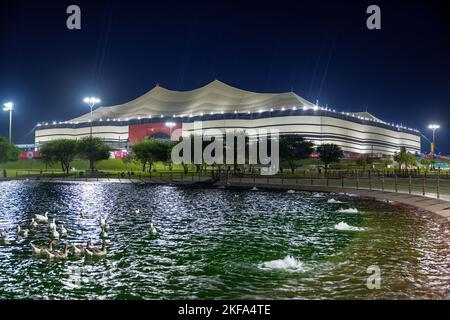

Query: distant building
<box><xmin>35</xmin><ymin>80</ymin><xmax>421</xmax><ymax>156</ymax></box>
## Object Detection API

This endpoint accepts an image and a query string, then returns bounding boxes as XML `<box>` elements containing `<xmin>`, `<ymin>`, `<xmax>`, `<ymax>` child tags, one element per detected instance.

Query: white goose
<box><xmin>85</xmin><ymin>241</ymin><xmax>107</xmax><ymax>257</ymax></box>
<box><xmin>30</xmin><ymin>240</ymin><xmax>55</xmax><ymax>255</ymax></box>
<box><xmin>100</xmin><ymin>226</ymin><xmax>108</xmax><ymax>238</ymax></box>
<box><xmin>34</xmin><ymin>212</ymin><xmax>49</xmax><ymax>223</ymax></box>
<box><xmin>30</xmin><ymin>218</ymin><xmax>38</xmax><ymax>228</ymax></box>
<box><xmin>48</xmin><ymin>218</ymin><xmax>56</xmax><ymax>230</ymax></box>
<box><xmin>45</xmin><ymin>244</ymin><xmax>69</xmax><ymax>260</ymax></box>
<box><xmin>60</xmin><ymin>224</ymin><xmax>67</xmax><ymax>237</ymax></box>
<box><xmin>17</xmin><ymin>225</ymin><xmax>29</xmax><ymax>238</ymax></box>
<box><xmin>149</xmin><ymin>223</ymin><xmax>158</xmax><ymax>236</ymax></box>
<box><xmin>0</xmin><ymin>229</ymin><xmax>9</xmax><ymax>245</ymax></box>
<box><xmin>135</xmin><ymin>209</ymin><xmax>140</xmax><ymax>214</ymax></box>
<box><xmin>100</xmin><ymin>216</ymin><xmax>109</xmax><ymax>230</ymax></box>
<box><xmin>71</xmin><ymin>240</ymin><xmax>91</xmax><ymax>255</ymax></box>
<box><xmin>100</xmin><ymin>216</ymin><xmax>110</xmax><ymax>230</ymax></box>
<box><xmin>50</xmin><ymin>225</ymin><xmax>60</xmax><ymax>239</ymax></box>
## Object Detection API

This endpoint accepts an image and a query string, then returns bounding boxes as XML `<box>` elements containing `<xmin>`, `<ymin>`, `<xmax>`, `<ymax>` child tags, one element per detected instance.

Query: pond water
<box><xmin>0</xmin><ymin>181</ymin><xmax>448</xmax><ymax>299</ymax></box>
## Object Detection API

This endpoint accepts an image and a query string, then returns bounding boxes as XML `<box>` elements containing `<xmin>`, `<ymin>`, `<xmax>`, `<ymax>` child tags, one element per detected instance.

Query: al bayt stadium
<box><xmin>34</xmin><ymin>80</ymin><xmax>421</xmax><ymax>156</ymax></box>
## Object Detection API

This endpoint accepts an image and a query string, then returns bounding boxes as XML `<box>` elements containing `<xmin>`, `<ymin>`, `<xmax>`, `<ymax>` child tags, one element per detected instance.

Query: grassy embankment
<box><xmin>0</xmin><ymin>159</ymin><xmax>181</xmax><ymax>177</ymax></box>
<box><xmin>1</xmin><ymin>157</ymin><xmax>445</xmax><ymax>178</ymax></box>
<box><xmin>0</xmin><ymin>157</ymin><xmax>408</xmax><ymax>177</ymax></box>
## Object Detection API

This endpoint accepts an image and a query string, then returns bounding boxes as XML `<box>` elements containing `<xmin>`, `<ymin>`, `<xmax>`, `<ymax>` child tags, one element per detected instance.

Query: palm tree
<box><xmin>394</xmin><ymin>147</ymin><xmax>417</xmax><ymax>173</ymax></box>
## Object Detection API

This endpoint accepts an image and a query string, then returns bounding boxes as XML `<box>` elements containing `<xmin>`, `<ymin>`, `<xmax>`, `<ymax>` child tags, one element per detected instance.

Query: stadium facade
<box><xmin>35</xmin><ymin>80</ymin><xmax>421</xmax><ymax>156</ymax></box>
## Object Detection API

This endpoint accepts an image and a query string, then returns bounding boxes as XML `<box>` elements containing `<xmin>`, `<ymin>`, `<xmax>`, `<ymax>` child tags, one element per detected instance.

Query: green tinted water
<box><xmin>0</xmin><ymin>181</ymin><xmax>448</xmax><ymax>299</ymax></box>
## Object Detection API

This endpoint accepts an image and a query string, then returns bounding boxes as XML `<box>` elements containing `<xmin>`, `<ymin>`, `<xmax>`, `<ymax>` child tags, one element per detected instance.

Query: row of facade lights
<box><xmin>36</xmin><ymin>104</ymin><xmax>420</xmax><ymax>133</ymax></box>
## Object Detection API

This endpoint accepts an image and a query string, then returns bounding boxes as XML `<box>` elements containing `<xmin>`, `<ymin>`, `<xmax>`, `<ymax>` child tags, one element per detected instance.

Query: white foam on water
<box><xmin>334</xmin><ymin>222</ymin><xmax>365</xmax><ymax>232</ymax></box>
<box><xmin>336</xmin><ymin>208</ymin><xmax>359</xmax><ymax>213</ymax></box>
<box><xmin>327</xmin><ymin>198</ymin><xmax>343</xmax><ymax>204</ymax></box>
<box><xmin>313</xmin><ymin>193</ymin><xmax>324</xmax><ymax>198</ymax></box>
<box><xmin>258</xmin><ymin>255</ymin><xmax>305</xmax><ymax>272</ymax></box>
<box><xmin>286</xmin><ymin>189</ymin><xmax>295</xmax><ymax>194</ymax></box>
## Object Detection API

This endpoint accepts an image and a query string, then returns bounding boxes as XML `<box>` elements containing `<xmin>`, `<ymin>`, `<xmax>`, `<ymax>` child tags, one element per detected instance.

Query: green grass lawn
<box><xmin>0</xmin><ymin>158</ymin><xmax>188</xmax><ymax>176</ymax></box>
<box><xmin>0</xmin><ymin>158</ymin><xmax>318</xmax><ymax>175</ymax></box>
<box><xmin>0</xmin><ymin>159</ymin><xmax>123</xmax><ymax>172</ymax></box>
<box><xmin>0</xmin><ymin>157</ymin><xmax>445</xmax><ymax>178</ymax></box>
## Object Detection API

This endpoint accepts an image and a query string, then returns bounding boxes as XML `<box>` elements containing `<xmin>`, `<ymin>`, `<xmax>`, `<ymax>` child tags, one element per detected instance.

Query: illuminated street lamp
<box><xmin>83</xmin><ymin>97</ymin><xmax>101</xmax><ymax>137</ymax></box>
<box><xmin>3</xmin><ymin>102</ymin><xmax>14</xmax><ymax>142</ymax></box>
<box><xmin>165</xmin><ymin>121</ymin><xmax>176</xmax><ymax>140</ymax></box>
<box><xmin>428</xmin><ymin>124</ymin><xmax>440</xmax><ymax>170</ymax></box>
<box><xmin>428</xmin><ymin>124</ymin><xmax>440</xmax><ymax>154</ymax></box>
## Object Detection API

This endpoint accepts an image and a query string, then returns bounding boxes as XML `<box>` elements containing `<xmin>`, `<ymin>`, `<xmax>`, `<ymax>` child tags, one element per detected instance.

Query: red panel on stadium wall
<box><xmin>19</xmin><ymin>150</ymin><xmax>41</xmax><ymax>159</ymax></box>
<box><xmin>128</xmin><ymin>122</ymin><xmax>182</xmax><ymax>143</ymax></box>
<box><xmin>114</xmin><ymin>151</ymin><xmax>129</xmax><ymax>159</ymax></box>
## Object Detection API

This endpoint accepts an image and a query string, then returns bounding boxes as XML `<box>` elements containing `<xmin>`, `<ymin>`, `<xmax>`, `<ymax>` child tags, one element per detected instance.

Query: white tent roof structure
<box><xmin>352</xmin><ymin>112</ymin><xmax>383</xmax><ymax>122</ymax></box>
<box><xmin>70</xmin><ymin>80</ymin><xmax>316</xmax><ymax>123</ymax></box>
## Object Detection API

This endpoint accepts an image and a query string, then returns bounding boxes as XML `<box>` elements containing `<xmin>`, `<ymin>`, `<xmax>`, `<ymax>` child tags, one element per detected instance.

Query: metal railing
<box><xmin>1</xmin><ymin>169</ymin><xmax>449</xmax><ymax>200</ymax></box>
<box><xmin>229</xmin><ymin>173</ymin><xmax>450</xmax><ymax>200</ymax></box>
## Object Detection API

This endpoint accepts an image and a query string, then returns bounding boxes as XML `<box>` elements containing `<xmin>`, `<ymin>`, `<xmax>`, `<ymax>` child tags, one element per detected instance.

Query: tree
<box><xmin>394</xmin><ymin>147</ymin><xmax>417</xmax><ymax>171</ymax></box>
<box><xmin>379</xmin><ymin>157</ymin><xmax>393</xmax><ymax>170</ymax></box>
<box><xmin>77</xmin><ymin>137</ymin><xmax>110</xmax><ymax>171</ymax></box>
<box><xmin>316</xmin><ymin>144</ymin><xmax>344</xmax><ymax>172</ymax></box>
<box><xmin>39</xmin><ymin>139</ymin><xmax>78</xmax><ymax>174</ymax></box>
<box><xmin>420</xmin><ymin>157</ymin><xmax>433</xmax><ymax>172</ymax></box>
<box><xmin>0</xmin><ymin>136</ymin><xmax>20</xmax><ymax>164</ymax></box>
<box><xmin>279</xmin><ymin>135</ymin><xmax>314</xmax><ymax>172</ymax></box>
<box><xmin>172</xmin><ymin>134</ymin><xmax>206</xmax><ymax>174</ymax></box>
<box><xmin>174</xmin><ymin>136</ymin><xmax>192</xmax><ymax>174</ymax></box>
<box><xmin>121</xmin><ymin>154</ymin><xmax>132</xmax><ymax>171</ymax></box>
<box><xmin>355</xmin><ymin>157</ymin><xmax>374</xmax><ymax>172</ymax></box>
<box><xmin>165</xmin><ymin>140</ymin><xmax>178</xmax><ymax>172</ymax></box>
<box><xmin>131</xmin><ymin>138</ymin><xmax>169</xmax><ymax>172</ymax></box>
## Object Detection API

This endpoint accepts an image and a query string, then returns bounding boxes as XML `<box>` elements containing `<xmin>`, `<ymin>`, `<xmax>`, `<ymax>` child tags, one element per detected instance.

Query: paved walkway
<box><xmin>0</xmin><ymin>176</ymin><xmax>216</xmax><ymax>186</ymax></box>
<box><xmin>223</xmin><ymin>180</ymin><xmax>450</xmax><ymax>225</ymax></box>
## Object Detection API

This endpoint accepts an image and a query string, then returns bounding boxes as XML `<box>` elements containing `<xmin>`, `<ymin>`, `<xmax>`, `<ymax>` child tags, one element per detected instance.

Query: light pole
<box><xmin>165</xmin><ymin>122</ymin><xmax>176</xmax><ymax>140</ymax></box>
<box><xmin>83</xmin><ymin>97</ymin><xmax>101</xmax><ymax>137</ymax></box>
<box><xmin>3</xmin><ymin>102</ymin><xmax>14</xmax><ymax>142</ymax></box>
<box><xmin>428</xmin><ymin>124</ymin><xmax>440</xmax><ymax>170</ymax></box>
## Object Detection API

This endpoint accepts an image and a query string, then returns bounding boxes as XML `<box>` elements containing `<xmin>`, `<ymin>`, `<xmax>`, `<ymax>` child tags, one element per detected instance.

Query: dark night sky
<box><xmin>0</xmin><ymin>0</ymin><xmax>449</xmax><ymax>153</ymax></box>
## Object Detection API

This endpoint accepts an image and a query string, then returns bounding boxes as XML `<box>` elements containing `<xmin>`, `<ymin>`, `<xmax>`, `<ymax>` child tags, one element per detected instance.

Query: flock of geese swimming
<box><xmin>0</xmin><ymin>210</ymin><xmax>159</xmax><ymax>260</ymax></box>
